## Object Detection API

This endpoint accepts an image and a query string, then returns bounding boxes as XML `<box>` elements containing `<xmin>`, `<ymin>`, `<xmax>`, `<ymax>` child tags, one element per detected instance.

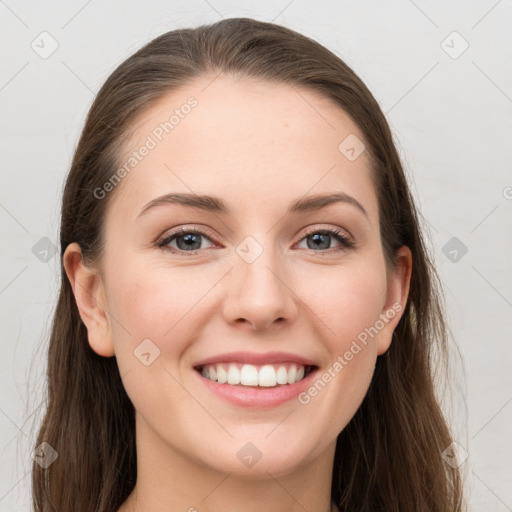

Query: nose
<box><xmin>221</xmin><ymin>243</ymin><xmax>298</xmax><ymax>332</ymax></box>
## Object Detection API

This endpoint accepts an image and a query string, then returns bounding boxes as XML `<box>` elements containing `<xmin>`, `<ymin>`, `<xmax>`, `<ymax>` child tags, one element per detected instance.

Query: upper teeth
<box><xmin>200</xmin><ymin>363</ymin><xmax>307</xmax><ymax>387</ymax></box>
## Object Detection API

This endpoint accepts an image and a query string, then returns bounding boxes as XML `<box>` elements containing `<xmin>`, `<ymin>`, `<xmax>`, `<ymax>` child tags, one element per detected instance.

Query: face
<box><xmin>67</xmin><ymin>75</ymin><xmax>411</xmax><ymax>480</ymax></box>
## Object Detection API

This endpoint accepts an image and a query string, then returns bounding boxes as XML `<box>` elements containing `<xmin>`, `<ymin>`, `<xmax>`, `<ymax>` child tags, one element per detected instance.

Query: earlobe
<box><xmin>63</xmin><ymin>243</ymin><xmax>115</xmax><ymax>357</ymax></box>
<box><xmin>376</xmin><ymin>246</ymin><xmax>413</xmax><ymax>355</ymax></box>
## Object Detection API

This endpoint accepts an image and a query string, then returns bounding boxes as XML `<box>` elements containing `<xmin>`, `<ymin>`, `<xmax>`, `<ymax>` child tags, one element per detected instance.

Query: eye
<box><xmin>158</xmin><ymin>228</ymin><xmax>216</xmax><ymax>254</ymax></box>
<box><xmin>296</xmin><ymin>226</ymin><xmax>354</xmax><ymax>252</ymax></box>
<box><xmin>157</xmin><ymin>225</ymin><xmax>354</xmax><ymax>256</ymax></box>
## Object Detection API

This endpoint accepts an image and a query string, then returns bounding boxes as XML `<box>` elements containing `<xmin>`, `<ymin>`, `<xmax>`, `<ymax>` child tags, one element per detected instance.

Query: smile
<box><xmin>196</xmin><ymin>362</ymin><xmax>316</xmax><ymax>387</ymax></box>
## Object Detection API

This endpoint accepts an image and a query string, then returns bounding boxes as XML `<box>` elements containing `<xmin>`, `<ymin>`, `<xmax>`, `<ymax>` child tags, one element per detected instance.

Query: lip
<box><xmin>192</xmin><ymin>364</ymin><xmax>319</xmax><ymax>408</ymax></box>
<box><xmin>192</xmin><ymin>350</ymin><xmax>318</xmax><ymax>368</ymax></box>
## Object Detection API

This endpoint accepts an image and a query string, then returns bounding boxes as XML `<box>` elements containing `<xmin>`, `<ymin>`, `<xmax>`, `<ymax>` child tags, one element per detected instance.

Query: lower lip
<box><xmin>193</xmin><ymin>367</ymin><xmax>318</xmax><ymax>408</ymax></box>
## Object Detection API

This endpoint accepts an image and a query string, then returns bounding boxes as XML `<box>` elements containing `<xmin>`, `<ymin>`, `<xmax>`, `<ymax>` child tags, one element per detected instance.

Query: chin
<box><xmin>194</xmin><ymin>433</ymin><xmax>318</xmax><ymax>480</ymax></box>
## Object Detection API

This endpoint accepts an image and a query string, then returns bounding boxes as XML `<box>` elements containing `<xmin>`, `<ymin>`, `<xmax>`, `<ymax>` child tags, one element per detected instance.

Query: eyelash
<box><xmin>157</xmin><ymin>225</ymin><xmax>354</xmax><ymax>256</ymax></box>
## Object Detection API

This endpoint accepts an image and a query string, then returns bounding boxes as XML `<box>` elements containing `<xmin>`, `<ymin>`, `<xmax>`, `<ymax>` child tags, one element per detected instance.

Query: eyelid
<box><xmin>156</xmin><ymin>224</ymin><xmax>220</xmax><ymax>248</ymax></box>
<box><xmin>298</xmin><ymin>223</ymin><xmax>354</xmax><ymax>245</ymax></box>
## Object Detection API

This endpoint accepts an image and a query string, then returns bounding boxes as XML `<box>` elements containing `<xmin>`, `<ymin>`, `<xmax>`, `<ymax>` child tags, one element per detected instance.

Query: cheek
<box><xmin>104</xmin><ymin>260</ymin><xmax>214</xmax><ymax>418</ymax></box>
<box><xmin>295</xmin><ymin>265</ymin><xmax>385</xmax><ymax>437</ymax></box>
<box><xmin>294</xmin><ymin>260</ymin><xmax>386</xmax><ymax>412</ymax></box>
<box><xmin>104</xmin><ymin>257</ymin><xmax>213</xmax><ymax>358</ymax></box>
<box><xmin>301</xmin><ymin>260</ymin><xmax>388</xmax><ymax>346</ymax></box>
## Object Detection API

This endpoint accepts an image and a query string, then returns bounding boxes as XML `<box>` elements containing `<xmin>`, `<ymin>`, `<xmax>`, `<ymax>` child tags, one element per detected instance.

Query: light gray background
<box><xmin>1</xmin><ymin>1</ymin><xmax>511</xmax><ymax>510</ymax></box>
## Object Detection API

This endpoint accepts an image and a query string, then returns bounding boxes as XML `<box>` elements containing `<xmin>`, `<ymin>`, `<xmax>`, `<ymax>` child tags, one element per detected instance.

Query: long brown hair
<box><xmin>32</xmin><ymin>17</ymin><xmax>465</xmax><ymax>511</ymax></box>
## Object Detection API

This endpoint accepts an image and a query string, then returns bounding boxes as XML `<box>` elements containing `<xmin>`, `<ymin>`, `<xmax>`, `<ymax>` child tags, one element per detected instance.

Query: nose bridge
<box><xmin>236</xmin><ymin>234</ymin><xmax>288</xmax><ymax>299</ymax></box>
<box><xmin>224</xmin><ymin>234</ymin><xmax>297</xmax><ymax>330</ymax></box>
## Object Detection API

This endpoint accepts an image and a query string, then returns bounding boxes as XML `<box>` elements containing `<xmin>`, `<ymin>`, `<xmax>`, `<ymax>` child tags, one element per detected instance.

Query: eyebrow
<box><xmin>137</xmin><ymin>191</ymin><xmax>368</xmax><ymax>219</ymax></box>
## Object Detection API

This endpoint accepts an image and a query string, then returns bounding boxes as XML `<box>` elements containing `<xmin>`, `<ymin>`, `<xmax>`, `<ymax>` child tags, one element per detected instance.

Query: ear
<box><xmin>376</xmin><ymin>245</ymin><xmax>412</xmax><ymax>356</ymax></box>
<box><xmin>63</xmin><ymin>242</ymin><xmax>115</xmax><ymax>357</ymax></box>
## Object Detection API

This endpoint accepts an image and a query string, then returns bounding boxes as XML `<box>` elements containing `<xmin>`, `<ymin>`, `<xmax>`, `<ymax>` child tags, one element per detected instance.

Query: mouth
<box><xmin>193</xmin><ymin>362</ymin><xmax>320</xmax><ymax>408</ymax></box>
<box><xmin>191</xmin><ymin>351</ymin><xmax>321</xmax><ymax>407</ymax></box>
<box><xmin>194</xmin><ymin>362</ymin><xmax>318</xmax><ymax>388</ymax></box>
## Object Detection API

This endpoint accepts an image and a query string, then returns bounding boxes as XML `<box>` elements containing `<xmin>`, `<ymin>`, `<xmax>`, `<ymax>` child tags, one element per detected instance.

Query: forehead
<box><xmin>107</xmin><ymin>75</ymin><xmax>378</xmax><ymax>223</ymax></box>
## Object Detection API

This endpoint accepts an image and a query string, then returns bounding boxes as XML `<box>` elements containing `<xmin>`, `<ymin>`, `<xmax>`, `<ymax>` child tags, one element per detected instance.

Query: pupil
<box><xmin>178</xmin><ymin>233</ymin><xmax>201</xmax><ymax>250</ymax></box>
<box><xmin>308</xmin><ymin>233</ymin><xmax>330</xmax><ymax>250</ymax></box>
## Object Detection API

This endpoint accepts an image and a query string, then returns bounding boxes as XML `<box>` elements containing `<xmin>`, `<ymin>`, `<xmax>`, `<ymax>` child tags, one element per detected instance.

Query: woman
<box><xmin>32</xmin><ymin>17</ymin><xmax>465</xmax><ymax>512</ymax></box>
